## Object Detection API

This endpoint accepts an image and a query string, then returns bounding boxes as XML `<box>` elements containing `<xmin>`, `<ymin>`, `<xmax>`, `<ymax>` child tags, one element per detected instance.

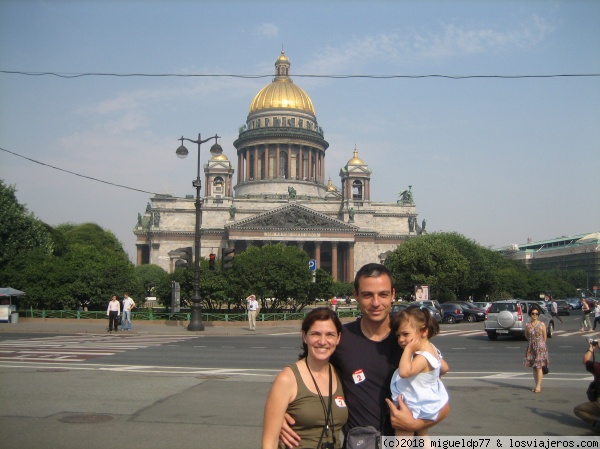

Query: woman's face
<box><xmin>303</xmin><ymin>319</ymin><xmax>340</xmax><ymax>362</ymax></box>
<box><xmin>530</xmin><ymin>309</ymin><xmax>540</xmax><ymax>321</ymax></box>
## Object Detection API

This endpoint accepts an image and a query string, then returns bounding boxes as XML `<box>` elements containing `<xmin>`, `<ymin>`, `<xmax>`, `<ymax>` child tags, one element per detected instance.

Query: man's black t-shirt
<box><xmin>331</xmin><ymin>318</ymin><xmax>403</xmax><ymax>435</ymax></box>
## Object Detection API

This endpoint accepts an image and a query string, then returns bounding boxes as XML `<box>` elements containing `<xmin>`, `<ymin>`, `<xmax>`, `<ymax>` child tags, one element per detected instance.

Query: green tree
<box><xmin>0</xmin><ymin>180</ymin><xmax>53</xmax><ymax>272</ymax></box>
<box><xmin>134</xmin><ymin>264</ymin><xmax>169</xmax><ymax>298</ymax></box>
<box><xmin>229</xmin><ymin>244</ymin><xmax>312</xmax><ymax>311</ymax></box>
<box><xmin>384</xmin><ymin>233</ymin><xmax>469</xmax><ymax>301</ymax></box>
<box><xmin>2</xmin><ymin>221</ymin><xmax>137</xmax><ymax>310</ymax></box>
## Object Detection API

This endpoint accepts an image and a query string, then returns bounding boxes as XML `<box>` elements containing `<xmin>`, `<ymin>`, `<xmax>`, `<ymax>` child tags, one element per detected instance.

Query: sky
<box><xmin>1</xmin><ymin>0</ymin><xmax>599</xmax><ymax>263</ymax></box>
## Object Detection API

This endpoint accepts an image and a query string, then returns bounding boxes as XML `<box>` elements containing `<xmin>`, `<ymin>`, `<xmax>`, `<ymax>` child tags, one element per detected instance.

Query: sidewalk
<box><xmin>0</xmin><ymin>316</ymin><xmax>337</xmax><ymax>335</ymax></box>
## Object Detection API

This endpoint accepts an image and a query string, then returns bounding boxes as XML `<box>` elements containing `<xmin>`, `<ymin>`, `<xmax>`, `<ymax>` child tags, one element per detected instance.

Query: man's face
<box><xmin>416</xmin><ymin>288</ymin><xmax>423</xmax><ymax>300</ymax></box>
<box><xmin>354</xmin><ymin>274</ymin><xmax>395</xmax><ymax>325</ymax></box>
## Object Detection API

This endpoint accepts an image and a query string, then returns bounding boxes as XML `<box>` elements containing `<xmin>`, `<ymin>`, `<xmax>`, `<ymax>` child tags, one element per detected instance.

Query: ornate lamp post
<box><xmin>176</xmin><ymin>133</ymin><xmax>221</xmax><ymax>331</ymax></box>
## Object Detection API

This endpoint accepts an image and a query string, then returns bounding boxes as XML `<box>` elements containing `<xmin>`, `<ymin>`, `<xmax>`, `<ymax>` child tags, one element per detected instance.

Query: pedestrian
<box><xmin>573</xmin><ymin>339</ymin><xmax>600</xmax><ymax>433</ymax></box>
<box><xmin>593</xmin><ymin>302</ymin><xmax>600</xmax><ymax>331</ymax></box>
<box><xmin>524</xmin><ymin>305</ymin><xmax>549</xmax><ymax>393</ymax></box>
<box><xmin>331</xmin><ymin>297</ymin><xmax>338</xmax><ymax>311</ymax></box>
<box><xmin>246</xmin><ymin>294</ymin><xmax>259</xmax><ymax>331</ymax></box>
<box><xmin>279</xmin><ymin>263</ymin><xmax>449</xmax><ymax>447</ymax></box>
<box><xmin>389</xmin><ymin>305</ymin><xmax>449</xmax><ymax>438</ymax></box>
<box><xmin>550</xmin><ymin>298</ymin><xmax>563</xmax><ymax>324</ymax></box>
<box><xmin>581</xmin><ymin>299</ymin><xmax>592</xmax><ymax>332</ymax></box>
<box><xmin>121</xmin><ymin>293</ymin><xmax>136</xmax><ymax>331</ymax></box>
<box><xmin>262</xmin><ymin>307</ymin><xmax>348</xmax><ymax>449</ymax></box>
<box><xmin>106</xmin><ymin>295</ymin><xmax>120</xmax><ymax>333</ymax></box>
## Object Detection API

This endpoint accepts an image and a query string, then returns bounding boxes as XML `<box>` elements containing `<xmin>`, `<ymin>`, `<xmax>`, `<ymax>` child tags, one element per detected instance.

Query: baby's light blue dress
<box><xmin>390</xmin><ymin>346</ymin><xmax>449</xmax><ymax>420</ymax></box>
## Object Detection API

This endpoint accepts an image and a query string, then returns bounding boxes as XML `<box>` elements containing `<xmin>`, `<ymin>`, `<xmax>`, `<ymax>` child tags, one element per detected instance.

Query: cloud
<box><xmin>305</xmin><ymin>16</ymin><xmax>553</xmax><ymax>74</ymax></box>
<box><xmin>256</xmin><ymin>23</ymin><xmax>279</xmax><ymax>38</ymax></box>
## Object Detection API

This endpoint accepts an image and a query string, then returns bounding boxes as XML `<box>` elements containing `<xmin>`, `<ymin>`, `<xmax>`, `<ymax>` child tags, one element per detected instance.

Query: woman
<box><xmin>524</xmin><ymin>306</ymin><xmax>549</xmax><ymax>393</ymax></box>
<box><xmin>262</xmin><ymin>307</ymin><xmax>348</xmax><ymax>449</ymax></box>
<box><xmin>106</xmin><ymin>295</ymin><xmax>120</xmax><ymax>333</ymax></box>
<box><xmin>581</xmin><ymin>299</ymin><xmax>592</xmax><ymax>332</ymax></box>
<box><xmin>573</xmin><ymin>339</ymin><xmax>600</xmax><ymax>433</ymax></box>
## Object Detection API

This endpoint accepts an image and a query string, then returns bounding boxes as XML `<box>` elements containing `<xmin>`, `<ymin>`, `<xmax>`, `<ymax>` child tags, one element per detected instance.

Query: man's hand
<box><xmin>279</xmin><ymin>412</ymin><xmax>300</xmax><ymax>448</ymax></box>
<box><xmin>386</xmin><ymin>396</ymin><xmax>450</xmax><ymax>433</ymax></box>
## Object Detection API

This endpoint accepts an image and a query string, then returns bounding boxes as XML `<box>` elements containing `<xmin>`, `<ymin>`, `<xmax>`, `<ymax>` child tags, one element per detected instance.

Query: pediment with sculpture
<box><xmin>227</xmin><ymin>203</ymin><xmax>357</xmax><ymax>231</ymax></box>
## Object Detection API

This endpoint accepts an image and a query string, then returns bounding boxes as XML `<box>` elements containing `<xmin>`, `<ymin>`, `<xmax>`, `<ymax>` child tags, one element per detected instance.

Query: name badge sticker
<box><xmin>335</xmin><ymin>396</ymin><xmax>347</xmax><ymax>407</ymax></box>
<box><xmin>352</xmin><ymin>369</ymin><xmax>366</xmax><ymax>384</ymax></box>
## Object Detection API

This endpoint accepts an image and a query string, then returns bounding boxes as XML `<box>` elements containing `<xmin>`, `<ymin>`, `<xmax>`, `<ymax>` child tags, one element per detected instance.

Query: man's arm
<box><xmin>386</xmin><ymin>397</ymin><xmax>450</xmax><ymax>433</ymax></box>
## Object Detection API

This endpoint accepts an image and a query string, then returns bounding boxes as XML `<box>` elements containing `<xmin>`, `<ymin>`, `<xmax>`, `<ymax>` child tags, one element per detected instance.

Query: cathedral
<box><xmin>134</xmin><ymin>51</ymin><xmax>423</xmax><ymax>282</ymax></box>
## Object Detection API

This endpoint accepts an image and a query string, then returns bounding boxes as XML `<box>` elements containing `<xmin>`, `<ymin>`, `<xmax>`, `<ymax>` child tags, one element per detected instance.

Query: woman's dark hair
<box><xmin>299</xmin><ymin>307</ymin><xmax>343</xmax><ymax>359</ymax></box>
<box><xmin>389</xmin><ymin>305</ymin><xmax>440</xmax><ymax>339</ymax></box>
<box><xmin>528</xmin><ymin>305</ymin><xmax>542</xmax><ymax>317</ymax></box>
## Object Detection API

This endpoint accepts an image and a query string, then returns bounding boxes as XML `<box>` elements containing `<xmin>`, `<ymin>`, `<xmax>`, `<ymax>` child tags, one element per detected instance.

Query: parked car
<box><xmin>565</xmin><ymin>298</ymin><xmax>582</xmax><ymax>309</ymax></box>
<box><xmin>471</xmin><ymin>302</ymin><xmax>491</xmax><ymax>311</ymax></box>
<box><xmin>416</xmin><ymin>299</ymin><xmax>442</xmax><ymax>314</ymax></box>
<box><xmin>458</xmin><ymin>302</ymin><xmax>486</xmax><ymax>322</ymax></box>
<box><xmin>440</xmin><ymin>303</ymin><xmax>464</xmax><ymax>324</ymax></box>
<box><xmin>555</xmin><ymin>300</ymin><xmax>570</xmax><ymax>316</ymax></box>
<box><xmin>484</xmin><ymin>299</ymin><xmax>554</xmax><ymax>341</ymax></box>
<box><xmin>391</xmin><ymin>302</ymin><xmax>442</xmax><ymax>323</ymax></box>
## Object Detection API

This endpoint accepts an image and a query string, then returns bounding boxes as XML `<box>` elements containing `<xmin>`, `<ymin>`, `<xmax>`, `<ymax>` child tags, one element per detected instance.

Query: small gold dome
<box><xmin>249</xmin><ymin>51</ymin><xmax>315</xmax><ymax>115</ymax></box>
<box><xmin>211</xmin><ymin>154</ymin><xmax>229</xmax><ymax>161</ymax></box>
<box><xmin>326</xmin><ymin>178</ymin><xmax>338</xmax><ymax>191</ymax></box>
<box><xmin>347</xmin><ymin>148</ymin><xmax>365</xmax><ymax>166</ymax></box>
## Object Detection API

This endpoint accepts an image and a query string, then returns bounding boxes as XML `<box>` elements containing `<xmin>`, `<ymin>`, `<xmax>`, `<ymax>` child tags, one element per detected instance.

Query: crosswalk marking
<box><xmin>0</xmin><ymin>334</ymin><xmax>200</xmax><ymax>363</ymax></box>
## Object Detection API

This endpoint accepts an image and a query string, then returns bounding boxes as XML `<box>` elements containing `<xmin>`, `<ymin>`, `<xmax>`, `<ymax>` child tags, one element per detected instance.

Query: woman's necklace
<box><xmin>305</xmin><ymin>358</ymin><xmax>334</xmax><ymax>441</ymax></box>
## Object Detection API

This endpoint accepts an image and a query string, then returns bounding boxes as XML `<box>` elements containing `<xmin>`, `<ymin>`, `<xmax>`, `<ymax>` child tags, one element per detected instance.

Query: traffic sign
<box><xmin>309</xmin><ymin>259</ymin><xmax>316</xmax><ymax>271</ymax></box>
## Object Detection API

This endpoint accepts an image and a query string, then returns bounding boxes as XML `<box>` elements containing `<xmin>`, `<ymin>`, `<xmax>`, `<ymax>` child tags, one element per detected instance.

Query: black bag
<box><xmin>542</xmin><ymin>365</ymin><xmax>549</xmax><ymax>375</ymax></box>
<box><xmin>586</xmin><ymin>380</ymin><xmax>598</xmax><ymax>402</ymax></box>
<box><xmin>116</xmin><ymin>315</ymin><xmax>122</xmax><ymax>326</ymax></box>
<box><xmin>346</xmin><ymin>426</ymin><xmax>380</xmax><ymax>449</ymax></box>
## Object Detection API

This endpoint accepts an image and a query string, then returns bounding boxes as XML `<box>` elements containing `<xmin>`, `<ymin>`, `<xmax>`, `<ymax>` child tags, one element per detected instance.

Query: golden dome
<box><xmin>326</xmin><ymin>177</ymin><xmax>338</xmax><ymax>191</ymax></box>
<box><xmin>347</xmin><ymin>148</ymin><xmax>365</xmax><ymax>166</ymax></box>
<box><xmin>249</xmin><ymin>51</ymin><xmax>315</xmax><ymax>115</ymax></box>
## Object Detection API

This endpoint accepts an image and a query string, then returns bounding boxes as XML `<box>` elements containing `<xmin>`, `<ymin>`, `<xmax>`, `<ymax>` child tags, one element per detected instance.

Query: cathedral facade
<box><xmin>134</xmin><ymin>51</ymin><xmax>423</xmax><ymax>282</ymax></box>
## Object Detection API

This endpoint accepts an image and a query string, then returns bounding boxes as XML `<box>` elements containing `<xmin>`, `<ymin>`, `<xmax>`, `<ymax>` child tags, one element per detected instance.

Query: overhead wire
<box><xmin>0</xmin><ymin>146</ymin><xmax>170</xmax><ymax>197</ymax></box>
<box><xmin>1</xmin><ymin>70</ymin><xmax>599</xmax><ymax>79</ymax></box>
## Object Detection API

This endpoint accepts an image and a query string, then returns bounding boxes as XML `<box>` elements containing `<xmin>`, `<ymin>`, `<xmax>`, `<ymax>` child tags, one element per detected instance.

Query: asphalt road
<box><xmin>0</xmin><ymin>313</ymin><xmax>598</xmax><ymax>448</ymax></box>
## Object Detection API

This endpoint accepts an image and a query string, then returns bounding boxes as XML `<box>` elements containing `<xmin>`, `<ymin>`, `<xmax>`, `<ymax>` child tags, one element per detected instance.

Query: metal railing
<box><xmin>17</xmin><ymin>308</ymin><xmax>361</xmax><ymax>321</ymax></box>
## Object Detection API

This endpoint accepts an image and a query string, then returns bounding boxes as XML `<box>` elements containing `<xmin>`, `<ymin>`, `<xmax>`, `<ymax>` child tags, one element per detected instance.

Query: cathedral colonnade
<box><xmin>236</xmin><ymin>143</ymin><xmax>325</xmax><ymax>185</ymax></box>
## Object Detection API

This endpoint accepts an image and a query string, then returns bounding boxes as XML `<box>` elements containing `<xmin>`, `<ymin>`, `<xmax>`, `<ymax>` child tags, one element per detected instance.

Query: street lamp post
<box><xmin>176</xmin><ymin>133</ymin><xmax>221</xmax><ymax>331</ymax></box>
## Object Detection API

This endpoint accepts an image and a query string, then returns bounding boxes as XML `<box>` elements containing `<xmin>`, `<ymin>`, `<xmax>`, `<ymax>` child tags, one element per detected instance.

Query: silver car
<box><xmin>484</xmin><ymin>299</ymin><xmax>554</xmax><ymax>341</ymax></box>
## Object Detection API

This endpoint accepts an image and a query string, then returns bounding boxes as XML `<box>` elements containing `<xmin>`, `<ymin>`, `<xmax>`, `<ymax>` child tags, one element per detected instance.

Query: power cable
<box><xmin>0</xmin><ymin>146</ymin><xmax>170</xmax><ymax>197</ymax></box>
<box><xmin>1</xmin><ymin>70</ymin><xmax>599</xmax><ymax>80</ymax></box>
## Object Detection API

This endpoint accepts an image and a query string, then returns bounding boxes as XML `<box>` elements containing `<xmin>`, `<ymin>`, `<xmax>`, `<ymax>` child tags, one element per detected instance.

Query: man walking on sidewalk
<box><xmin>550</xmin><ymin>298</ymin><xmax>563</xmax><ymax>324</ymax></box>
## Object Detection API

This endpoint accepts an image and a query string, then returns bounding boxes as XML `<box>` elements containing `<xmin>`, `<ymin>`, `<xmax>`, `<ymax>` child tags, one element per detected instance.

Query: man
<box><xmin>246</xmin><ymin>294</ymin><xmax>259</xmax><ymax>331</ymax></box>
<box><xmin>573</xmin><ymin>339</ymin><xmax>600</xmax><ymax>433</ymax></box>
<box><xmin>550</xmin><ymin>298</ymin><xmax>563</xmax><ymax>324</ymax></box>
<box><xmin>280</xmin><ymin>263</ymin><xmax>449</xmax><ymax>447</ymax></box>
<box><xmin>121</xmin><ymin>293</ymin><xmax>136</xmax><ymax>331</ymax></box>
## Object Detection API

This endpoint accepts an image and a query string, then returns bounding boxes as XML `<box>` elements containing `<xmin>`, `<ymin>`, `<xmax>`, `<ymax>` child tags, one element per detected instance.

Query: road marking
<box><xmin>0</xmin><ymin>334</ymin><xmax>201</xmax><ymax>363</ymax></box>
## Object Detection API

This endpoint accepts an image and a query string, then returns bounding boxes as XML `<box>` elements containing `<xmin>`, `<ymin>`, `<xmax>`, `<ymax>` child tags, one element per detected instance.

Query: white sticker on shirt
<box><xmin>352</xmin><ymin>369</ymin><xmax>366</xmax><ymax>384</ymax></box>
<box><xmin>335</xmin><ymin>396</ymin><xmax>346</xmax><ymax>407</ymax></box>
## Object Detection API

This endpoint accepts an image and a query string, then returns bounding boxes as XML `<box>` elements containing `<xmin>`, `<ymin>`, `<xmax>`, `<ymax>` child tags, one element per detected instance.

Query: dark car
<box><xmin>391</xmin><ymin>302</ymin><xmax>442</xmax><ymax>323</ymax></box>
<box><xmin>440</xmin><ymin>303</ymin><xmax>464</xmax><ymax>324</ymax></box>
<box><xmin>458</xmin><ymin>302</ymin><xmax>486</xmax><ymax>322</ymax></box>
<box><xmin>555</xmin><ymin>300</ymin><xmax>570</xmax><ymax>316</ymax></box>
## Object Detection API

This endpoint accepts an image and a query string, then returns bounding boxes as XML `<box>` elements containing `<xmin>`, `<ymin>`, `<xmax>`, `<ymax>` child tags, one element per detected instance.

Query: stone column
<box><xmin>276</xmin><ymin>147</ymin><xmax>281</xmax><ymax>178</ymax></box>
<box><xmin>308</xmin><ymin>147</ymin><xmax>313</xmax><ymax>181</ymax></box>
<box><xmin>265</xmin><ymin>146</ymin><xmax>270</xmax><ymax>179</ymax></box>
<box><xmin>136</xmin><ymin>245</ymin><xmax>144</xmax><ymax>266</ymax></box>
<box><xmin>254</xmin><ymin>147</ymin><xmax>259</xmax><ymax>180</ymax></box>
<box><xmin>314</xmin><ymin>242</ymin><xmax>321</xmax><ymax>269</ymax></box>
<box><xmin>331</xmin><ymin>242</ymin><xmax>339</xmax><ymax>281</ymax></box>
<box><xmin>245</xmin><ymin>149</ymin><xmax>251</xmax><ymax>182</ymax></box>
<box><xmin>347</xmin><ymin>243</ymin><xmax>355</xmax><ymax>283</ymax></box>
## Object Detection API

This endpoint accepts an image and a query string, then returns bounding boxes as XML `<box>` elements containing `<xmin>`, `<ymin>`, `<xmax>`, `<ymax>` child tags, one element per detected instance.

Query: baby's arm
<box><xmin>440</xmin><ymin>358</ymin><xmax>449</xmax><ymax>376</ymax></box>
<box><xmin>399</xmin><ymin>341</ymin><xmax>429</xmax><ymax>378</ymax></box>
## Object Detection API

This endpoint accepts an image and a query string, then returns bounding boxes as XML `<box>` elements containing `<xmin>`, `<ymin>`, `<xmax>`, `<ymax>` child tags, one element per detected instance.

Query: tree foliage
<box><xmin>0</xmin><ymin>180</ymin><xmax>54</xmax><ymax>270</ymax></box>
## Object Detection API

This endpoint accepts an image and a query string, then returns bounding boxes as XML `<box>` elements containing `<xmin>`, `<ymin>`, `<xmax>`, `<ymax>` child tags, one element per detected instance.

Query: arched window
<box><xmin>352</xmin><ymin>180</ymin><xmax>363</xmax><ymax>200</ymax></box>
